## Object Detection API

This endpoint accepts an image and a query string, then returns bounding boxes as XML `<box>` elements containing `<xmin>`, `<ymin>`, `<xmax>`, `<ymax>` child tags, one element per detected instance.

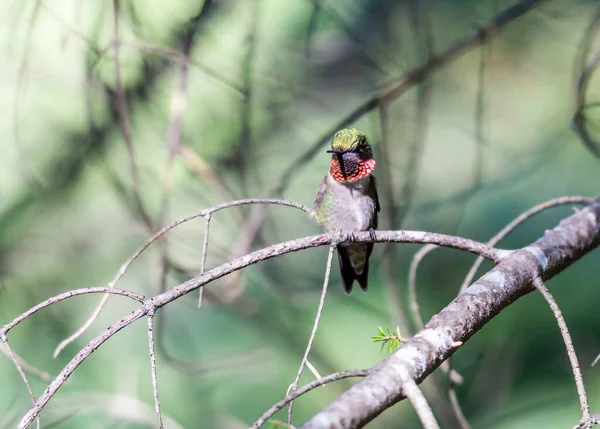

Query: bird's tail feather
<box><xmin>337</xmin><ymin>243</ymin><xmax>373</xmax><ymax>293</ymax></box>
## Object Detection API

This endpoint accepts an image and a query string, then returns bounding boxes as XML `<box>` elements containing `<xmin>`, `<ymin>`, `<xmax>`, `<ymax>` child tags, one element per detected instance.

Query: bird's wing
<box><xmin>371</xmin><ymin>176</ymin><xmax>380</xmax><ymax>229</ymax></box>
<box><xmin>311</xmin><ymin>175</ymin><xmax>329</xmax><ymax>221</ymax></box>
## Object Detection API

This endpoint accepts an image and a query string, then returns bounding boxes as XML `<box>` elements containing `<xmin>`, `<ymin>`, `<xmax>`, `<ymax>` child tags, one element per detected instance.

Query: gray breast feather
<box><xmin>326</xmin><ymin>175</ymin><xmax>376</xmax><ymax>232</ymax></box>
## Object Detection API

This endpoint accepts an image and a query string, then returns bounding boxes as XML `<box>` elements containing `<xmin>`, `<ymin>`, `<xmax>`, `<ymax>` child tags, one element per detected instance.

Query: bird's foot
<box><xmin>368</xmin><ymin>227</ymin><xmax>377</xmax><ymax>242</ymax></box>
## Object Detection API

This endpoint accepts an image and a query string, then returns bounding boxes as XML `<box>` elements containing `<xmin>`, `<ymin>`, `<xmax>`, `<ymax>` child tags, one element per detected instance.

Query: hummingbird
<box><xmin>312</xmin><ymin>128</ymin><xmax>380</xmax><ymax>293</ymax></box>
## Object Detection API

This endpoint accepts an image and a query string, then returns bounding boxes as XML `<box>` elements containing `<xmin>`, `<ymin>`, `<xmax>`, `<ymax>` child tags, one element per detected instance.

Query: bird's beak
<box><xmin>327</xmin><ymin>150</ymin><xmax>347</xmax><ymax>179</ymax></box>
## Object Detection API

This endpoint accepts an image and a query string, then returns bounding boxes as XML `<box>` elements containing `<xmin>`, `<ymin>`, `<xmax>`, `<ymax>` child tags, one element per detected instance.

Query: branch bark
<box><xmin>300</xmin><ymin>198</ymin><xmax>600</xmax><ymax>428</ymax></box>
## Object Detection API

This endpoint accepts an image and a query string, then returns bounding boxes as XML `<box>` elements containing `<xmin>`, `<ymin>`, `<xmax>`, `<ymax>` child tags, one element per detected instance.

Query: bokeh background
<box><xmin>1</xmin><ymin>0</ymin><xmax>600</xmax><ymax>428</ymax></box>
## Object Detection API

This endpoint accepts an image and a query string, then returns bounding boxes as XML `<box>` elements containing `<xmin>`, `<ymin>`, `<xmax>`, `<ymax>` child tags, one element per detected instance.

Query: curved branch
<box><xmin>0</xmin><ymin>336</ymin><xmax>40</xmax><ymax>429</ymax></box>
<box><xmin>2</xmin><ymin>287</ymin><xmax>145</xmax><ymax>335</ymax></box>
<box><xmin>532</xmin><ymin>277</ymin><xmax>593</xmax><ymax>428</ymax></box>
<box><xmin>252</xmin><ymin>369</ymin><xmax>368</xmax><ymax>429</ymax></box>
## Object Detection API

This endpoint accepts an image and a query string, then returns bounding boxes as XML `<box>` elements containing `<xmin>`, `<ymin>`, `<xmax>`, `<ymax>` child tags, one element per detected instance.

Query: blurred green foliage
<box><xmin>1</xmin><ymin>0</ymin><xmax>600</xmax><ymax>428</ymax></box>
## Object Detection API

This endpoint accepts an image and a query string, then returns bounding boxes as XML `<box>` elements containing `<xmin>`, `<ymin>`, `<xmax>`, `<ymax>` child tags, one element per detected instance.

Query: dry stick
<box><xmin>532</xmin><ymin>277</ymin><xmax>593</xmax><ymax>428</ymax></box>
<box><xmin>146</xmin><ymin>313</ymin><xmax>164</xmax><ymax>429</ymax></box>
<box><xmin>403</xmin><ymin>380</ymin><xmax>441</xmax><ymax>429</ymax></box>
<box><xmin>0</xmin><ymin>335</ymin><xmax>40</xmax><ymax>429</ymax></box>
<box><xmin>287</xmin><ymin>245</ymin><xmax>335</xmax><ymax>426</ymax></box>
<box><xmin>252</xmin><ymin>369</ymin><xmax>368</xmax><ymax>429</ymax></box>
<box><xmin>53</xmin><ymin>199</ymin><xmax>311</xmax><ymax>358</ymax></box>
<box><xmin>198</xmin><ymin>214</ymin><xmax>211</xmax><ymax>307</ymax></box>
<box><xmin>15</xmin><ymin>230</ymin><xmax>500</xmax><ymax>428</ymax></box>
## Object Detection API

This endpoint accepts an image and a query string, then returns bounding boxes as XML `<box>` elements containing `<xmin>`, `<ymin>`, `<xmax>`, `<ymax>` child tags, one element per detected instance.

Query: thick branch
<box><xmin>301</xmin><ymin>198</ymin><xmax>600</xmax><ymax>428</ymax></box>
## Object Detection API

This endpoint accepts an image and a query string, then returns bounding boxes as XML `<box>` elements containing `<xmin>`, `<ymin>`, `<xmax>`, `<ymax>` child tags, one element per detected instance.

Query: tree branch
<box><xmin>288</xmin><ymin>245</ymin><xmax>335</xmax><ymax>425</ymax></box>
<box><xmin>532</xmin><ymin>277</ymin><xmax>595</xmax><ymax>429</ymax></box>
<box><xmin>252</xmin><ymin>369</ymin><xmax>368</xmax><ymax>429</ymax></box>
<box><xmin>403</xmin><ymin>380</ymin><xmax>440</xmax><ymax>429</ymax></box>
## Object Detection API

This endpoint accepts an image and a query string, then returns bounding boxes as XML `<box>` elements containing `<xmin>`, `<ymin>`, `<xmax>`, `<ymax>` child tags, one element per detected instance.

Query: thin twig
<box><xmin>146</xmin><ymin>313</ymin><xmax>164</xmax><ymax>429</ymax></box>
<box><xmin>0</xmin><ymin>335</ymin><xmax>40</xmax><ymax>429</ymax></box>
<box><xmin>251</xmin><ymin>369</ymin><xmax>368</xmax><ymax>429</ymax></box>
<box><xmin>532</xmin><ymin>277</ymin><xmax>592</xmax><ymax>427</ymax></box>
<box><xmin>408</xmin><ymin>244</ymin><xmax>436</xmax><ymax>330</ymax></box>
<box><xmin>403</xmin><ymin>380</ymin><xmax>440</xmax><ymax>429</ymax></box>
<box><xmin>198</xmin><ymin>214</ymin><xmax>211</xmax><ymax>307</ymax></box>
<box><xmin>3</xmin><ymin>287</ymin><xmax>145</xmax><ymax>335</ymax></box>
<box><xmin>288</xmin><ymin>245</ymin><xmax>335</xmax><ymax>425</ymax></box>
<box><xmin>53</xmin><ymin>199</ymin><xmax>312</xmax><ymax>357</ymax></box>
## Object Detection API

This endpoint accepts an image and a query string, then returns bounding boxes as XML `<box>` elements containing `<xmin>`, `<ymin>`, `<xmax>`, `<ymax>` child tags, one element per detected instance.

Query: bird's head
<box><xmin>327</xmin><ymin>128</ymin><xmax>376</xmax><ymax>182</ymax></box>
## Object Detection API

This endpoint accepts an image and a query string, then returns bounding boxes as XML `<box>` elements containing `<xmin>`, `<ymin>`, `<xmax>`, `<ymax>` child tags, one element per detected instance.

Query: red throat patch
<box><xmin>330</xmin><ymin>158</ymin><xmax>376</xmax><ymax>182</ymax></box>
